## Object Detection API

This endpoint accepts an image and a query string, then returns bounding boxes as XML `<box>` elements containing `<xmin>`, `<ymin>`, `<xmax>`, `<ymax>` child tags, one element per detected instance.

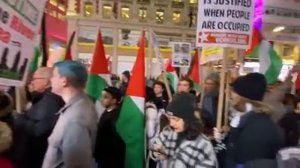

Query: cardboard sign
<box><xmin>0</xmin><ymin>0</ymin><xmax>47</xmax><ymax>86</ymax></box>
<box><xmin>201</xmin><ymin>47</ymin><xmax>224</xmax><ymax>64</ymax></box>
<box><xmin>196</xmin><ymin>0</ymin><xmax>255</xmax><ymax>49</ymax></box>
<box><xmin>171</xmin><ymin>42</ymin><xmax>192</xmax><ymax>67</ymax></box>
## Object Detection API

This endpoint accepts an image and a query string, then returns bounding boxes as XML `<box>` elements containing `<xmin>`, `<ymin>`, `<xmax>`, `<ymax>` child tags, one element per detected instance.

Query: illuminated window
<box><xmin>102</xmin><ymin>4</ymin><xmax>112</xmax><ymax>18</ymax></box>
<box><xmin>84</xmin><ymin>2</ymin><xmax>93</xmax><ymax>16</ymax></box>
<box><xmin>139</xmin><ymin>7</ymin><xmax>147</xmax><ymax>22</ymax></box>
<box><xmin>172</xmin><ymin>0</ymin><xmax>184</xmax><ymax>8</ymax></box>
<box><xmin>172</xmin><ymin>11</ymin><xmax>181</xmax><ymax>24</ymax></box>
<box><xmin>156</xmin><ymin>9</ymin><xmax>164</xmax><ymax>24</ymax></box>
<box><xmin>189</xmin><ymin>0</ymin><xmax>198</xmax><ymax>4</ymax></box>
<box><xmin>192</xmin><ymin>13</ymin><xmax>197</xmax><ymax>26</ymax></box>
<box><xmin>121</xmin><ymin>6</ymin><xmax>130</xmax><ymax>20</ymax></box>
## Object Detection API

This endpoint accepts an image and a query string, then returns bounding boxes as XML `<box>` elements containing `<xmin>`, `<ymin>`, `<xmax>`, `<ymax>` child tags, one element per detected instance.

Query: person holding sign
<box><xmin>214</xmin><ymin>73</ymin><xmax>283</xmax><ymax>168</ymax></box>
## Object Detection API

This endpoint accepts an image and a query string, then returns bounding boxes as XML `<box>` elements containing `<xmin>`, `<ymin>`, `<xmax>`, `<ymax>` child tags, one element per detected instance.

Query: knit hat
<box><xmin>104</xmin><ymin>87</ymin><xmax>123</xmax><ymax>102</ymax></box>
<box><xmin>231</xmin><ymin>73</ymin><xmax>267</xmax><ymax>101</ymax></box>
<box><xmin>166</xmin><ymin>93</ymin><xmax>197</xmax><ymax>122</ymax></box>
<box><xmin>205</xmin><ymin>72</ymin><xmax>220</xmax><ymax>84</ymax></box>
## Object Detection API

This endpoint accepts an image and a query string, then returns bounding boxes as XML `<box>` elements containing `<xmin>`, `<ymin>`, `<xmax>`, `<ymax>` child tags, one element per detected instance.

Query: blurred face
<box><xmin>177</xmin><ymin>80</ymin><xmax>191</xmax><ymax>93</ymax></box>
<box><xmin>230</xmin><ymin>91</ymin><xmax>240</xmax><ymax>107</ymax></box>
<box><xmin>50</xmin><ymin>68</ymin><xmax>66</xmax><ymax>95</ymax></box>
<box><xmin>168</xmin><ymin>115</ymin><xmax>185</xmax><ymax>133</ymax></box>
<box><xmin>101</xmin><ymin>91</ymin><xmax>117</xmax><ymax>108</ymax></box>
<box><xmin>121</xmin><ymin>74</ymin><xmax>128</xmax><ymax>83</ymax></box>
<box><xmin>29</xmin><ymin>72</ymin><xmax>50</xmax><ymax>93</ymax></box>
<box><xmin>204</xmin><ymin>79</ymin><xmax>218</xmax><ymax>92</ymax></box>
<box><xmin>153</xmin><ymin>84</ymin><xmax>163</xmax><ymax>96</ymax></box>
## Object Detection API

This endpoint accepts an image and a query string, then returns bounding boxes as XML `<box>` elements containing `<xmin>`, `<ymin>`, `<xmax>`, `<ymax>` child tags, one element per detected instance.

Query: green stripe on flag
<box><xmin>265</xmin><ymin>47</ymin><xmax>283</xmax><ymax>85</ymax></box>
<box><xmin>86</xmin><ymin>75</ymin><xmax>108</xmax><ymax>100</ymax></box>
<box><xmin>30</xmin><ymin>47</ymin><xmax>41</xmax><ymax>73</ymax></box>
<box><xmin>116</xmin><ymin>96</ymin><xmax>144</xmax><ymax>168</ymax></box>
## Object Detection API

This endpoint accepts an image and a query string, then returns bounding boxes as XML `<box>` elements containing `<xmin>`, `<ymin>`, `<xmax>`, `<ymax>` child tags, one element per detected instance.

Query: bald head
<box><xmin>34</xmin><ymin>67</ymin><xmax>53</xmax><ymax>79</ymax></box>
<box><xmin>29</xmin><ymin>67</ymin><xmax>53</xmax><ymax>93</ymax></box>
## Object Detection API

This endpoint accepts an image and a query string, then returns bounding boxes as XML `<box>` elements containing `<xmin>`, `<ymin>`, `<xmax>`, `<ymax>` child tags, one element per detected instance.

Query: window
<box><xmin>139</xmin><ymin>7</ymin><xmax>147</xmax><ymax>22</ymax></box>
<box><xmin>84</xmin><ymin>2</ymin><xmax>93</xmax><ymax>16</ymax></box>
<box><xmin>172</xmin><ymin>11</ymin><xmax>181</xmax><ymax>24</ymax></box>
<box><xmin>121</xmin><ymin>6</ymin><xmax>130</xmax><ymax>20</ymax></box>
<box><xmin>156</xmin><ymin>9</ymin><xmax>164</xmax><ymax>24</ymax></box>
<box><xmin>189</xmin><ymin>0</ymin><xmax>198</xmax><ymax>4</ymax></box>
<box><xmin>172</xmin><ymin>0</ymin><xmax>184</xmax><ymax>8</ymax></box>
<box><xmin>102</xmin><ymin>4</ymin><xmax>112</xmax><ymax>18</ymax></box>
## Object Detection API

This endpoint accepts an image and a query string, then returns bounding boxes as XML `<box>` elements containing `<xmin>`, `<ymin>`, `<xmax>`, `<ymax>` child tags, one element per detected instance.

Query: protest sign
<box><xmin>196</xmin><ymin>0</ymin><xmax>255</xmax><ymax>49</ymax></box>
<box><xmin>201</xmin><ymin>47</ymin><xmax>224</xmax><ymax>64</ymax></box>
<box><xmin>0</xmin><ymin>0</ymin><xmax>47</xmax><ymax>86</ymax></box>
<box><xmin>171</xmin><ymin>42</ymin><xmax>192</xmax><ymax>67</ymax></box>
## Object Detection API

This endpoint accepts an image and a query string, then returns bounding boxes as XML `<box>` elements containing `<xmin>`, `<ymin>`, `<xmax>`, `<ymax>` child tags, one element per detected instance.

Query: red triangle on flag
<box><xmin>189</xmin><ymin>50</ymin><xmax>200</xmax><ymax>84</ymax></box>
<box><xmin>166</xmin><ymin>59</ymin><xmax>175</xmax><ymax>72</ymax></box>
<box><xmin>244</xmin><ymin>28</ymin><xmax>262</xmax><ymax>55</ymax></box>
<box><xmin>90</xmin><ymin>30</ymin><xmax>110</xmax><ymax>74</ymax></box>
<box><xmin>126</xmin><ymin>31</ymin><xmax>145</xmax><ymax>97</ymax></box>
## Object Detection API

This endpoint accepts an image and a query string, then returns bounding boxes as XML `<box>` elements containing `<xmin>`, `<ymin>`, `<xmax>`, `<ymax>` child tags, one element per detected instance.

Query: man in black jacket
<box><xmin>94</xmin><ymin>87</ymin><xmax>125</xmax><ymax>168</ymax></box>
<box><xmin>14</xmin><ymin>67</ymin><xmax>64</xmax><ymax>168</ymax></box>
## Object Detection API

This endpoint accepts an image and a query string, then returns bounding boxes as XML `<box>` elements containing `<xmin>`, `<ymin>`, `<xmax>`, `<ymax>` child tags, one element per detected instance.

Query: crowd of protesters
<box><xmin>0</xmin><ymin>61</ymin><xmax>300</xmax><ymax>168</ymax></box>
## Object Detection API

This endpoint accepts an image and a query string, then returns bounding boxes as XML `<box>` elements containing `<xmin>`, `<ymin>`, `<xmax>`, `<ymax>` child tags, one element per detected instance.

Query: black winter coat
<box><xmin>94</xmin><ymin>108</ymin><xmax>125</xmax><ymax>168</ymax></box>
<box><xmin>13</xmin><ymin>89</ymin><xmax>64</xmax><ymax>168</ymax></box>
<box><xmin>224</xmin><ymin>111</ymin><xmax>284</xmax><ymax>168</ymax></box>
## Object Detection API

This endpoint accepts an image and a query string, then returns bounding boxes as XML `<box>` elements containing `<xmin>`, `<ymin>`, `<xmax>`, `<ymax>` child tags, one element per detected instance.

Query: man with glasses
<box><xmin>14</xmin><ymin>67</ymin><xmax>65</xmax><ymax>168</ymax></box>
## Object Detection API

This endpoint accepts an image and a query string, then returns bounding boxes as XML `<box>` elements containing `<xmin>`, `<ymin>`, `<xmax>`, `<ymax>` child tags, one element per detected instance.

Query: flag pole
<box><xmin>216</xmin><ymin>48</ymin><xmax>228</xmax><ymax>129</ymax></box>
<box><xmin>224</xmin><ymin>71</ymin><xmax>231</xmax><ymax>126</ymax></box>
<box><xmin>198</xmin><ymin>47</ymin><xmax>205</xmax><ymax>108</ymax></box>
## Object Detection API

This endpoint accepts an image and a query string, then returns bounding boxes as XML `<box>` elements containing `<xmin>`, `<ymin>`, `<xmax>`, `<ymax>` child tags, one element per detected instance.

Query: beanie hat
<box><xmin>231</xmin><ymin>73</ymin><xmax>267</xmax><ymax>101</ymax></box>
<box><xmin>104</xmin><ymin>87</ymin><xmax>123</xmax><ymax>102</ymax></box>
<box><xmin>205</xmin><ymin>72</ymin><xmax>220</xmax><ymax>84</ymax></box>
<box><xmin>167</xmin><ymin>93</ymin><xmax>197</xmax><ymax>122</ymax></box>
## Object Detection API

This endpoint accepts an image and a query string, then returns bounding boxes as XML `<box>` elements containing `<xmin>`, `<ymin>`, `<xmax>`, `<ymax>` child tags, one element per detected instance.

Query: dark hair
<box><xmin>184</xmin><ymin>120</ymin><xmax>203</xmax><ymax>140</ymax></box>
<box><xmin>179</xmin><ymin>77</ymin><xmax>194</xmax><ymax>89</ymax></box>
<box><xmin>153</xmin><ymin>81</ymin><xmax>165</xmax><ymax>89</ymax></box>
<box><xmin>283</xmin><ymin>94</ymin><xmax>296</xmax><ymax>107</ymax></box>
<box><xmin>145</xmin><ymin>86</ymin><xmax>155</xmax><ymax>102</ymax></box>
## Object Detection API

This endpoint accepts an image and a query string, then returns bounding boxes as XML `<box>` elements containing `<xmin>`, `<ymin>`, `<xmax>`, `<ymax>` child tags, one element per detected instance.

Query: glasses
<box><xmin>31</xmin><ymin>77</ymin><xmax>48</xmax><ymax>81</ymax></box>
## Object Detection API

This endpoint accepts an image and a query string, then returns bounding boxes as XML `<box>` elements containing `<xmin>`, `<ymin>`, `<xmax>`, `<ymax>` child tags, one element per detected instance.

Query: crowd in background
<box><xmin>0</xmin><ymin>61</ymin><xmax>300</xmax><ymax>168</ymax></box>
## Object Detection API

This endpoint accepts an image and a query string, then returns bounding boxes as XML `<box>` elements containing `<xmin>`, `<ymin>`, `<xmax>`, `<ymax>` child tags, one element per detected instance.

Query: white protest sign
<box><xmin>0</xmin><ymin>0</ymin><xmax>47</xmax><ymax>86</ymax></box>
<box><xmin>196</xmin><ymin>0</ymin><xmax>255</xmax><ymax>49</ymax></box>
<box><xmin>171</xmin><ymin>42</ymin><xmax>192</xmax><ymax>68</ymax></box>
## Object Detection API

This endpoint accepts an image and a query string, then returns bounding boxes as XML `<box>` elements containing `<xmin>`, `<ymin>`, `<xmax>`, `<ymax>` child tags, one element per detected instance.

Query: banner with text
<box><xmin>201</xmin><ymin>47</ymin><xmax>224</xmax><ymax>65</ymax></box>
<box><xmin>171</xmin><ymin>42</ymin><xmax>192</xmax><ymax>68</ymax></box>
<box><xmin>196</xmin><ymin>0</ymin><xmax>255</xmax><ymax>49</ymax></box>
<box><xmin>0</xmin><ymin>0</ymin><xmax>47</xmax><ymax>86</ymax></box>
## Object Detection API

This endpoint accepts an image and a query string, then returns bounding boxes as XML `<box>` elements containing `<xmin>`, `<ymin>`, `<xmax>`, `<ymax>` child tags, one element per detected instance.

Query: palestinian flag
<box><xmin>30</xmin><ymin>47</ymin><xmax>41</xmax><ymax>73</ymax></box>
<box><xmin>245</xmin><ymin>28</ymin><xmax>282</xmax><ymax>84</ymax></box>
<box><xmin>86</xmin><ymin>31</ymin><xmax>111</xmax><ymax>101</ymax></box>
<box><xmin>166</xmin><ymin>59</ymin><xmax>178</xmax><ymax>92</ymax></box>
<box><xmin>189</xmin><ymin>50</ymin><xmax>201</xmax><ymax>91</ymax></box>
<box><xmin>116</xmin><ymin>31</ymin><xmax>145</xmax><ymax>168</ymax></box>
<box><xmin>64</xmin><ymin>31</ymin><xmax>76</xmax><ymax>60</ymax></box>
